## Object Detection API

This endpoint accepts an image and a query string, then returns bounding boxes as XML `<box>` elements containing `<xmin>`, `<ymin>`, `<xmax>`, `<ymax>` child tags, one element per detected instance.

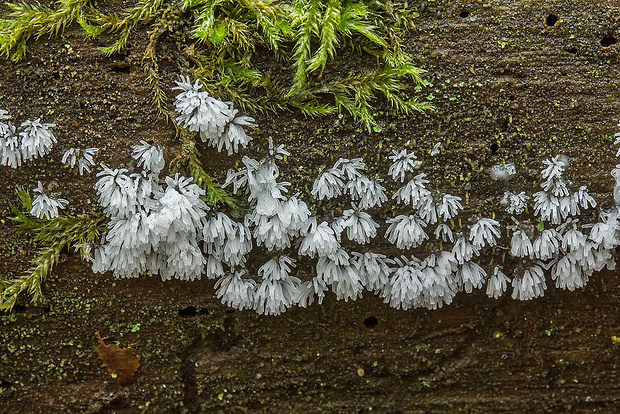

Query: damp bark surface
<box><xmin>1</xmin><ymin>1</ymin><xmax>620</xmax><ymax>413</ymax></box>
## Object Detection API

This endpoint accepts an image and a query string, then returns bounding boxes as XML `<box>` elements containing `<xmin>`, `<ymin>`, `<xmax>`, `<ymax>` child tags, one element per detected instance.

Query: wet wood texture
<box><xmin>1</xmin><ymin>1</ymin><xmax>620</xmax><ymax>412</ymax></box>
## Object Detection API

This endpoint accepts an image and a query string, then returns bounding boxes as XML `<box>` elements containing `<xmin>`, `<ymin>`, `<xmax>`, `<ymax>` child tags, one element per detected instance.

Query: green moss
<box><xmin>1</xmin><ymin>0</ymin><xmax>431</xmax><ymax>131</ymax></box>
<box><xmin>0</xmin><ymin>189</ymin><xmax>108</xmax><ymax>312</ymax></box>
<box><xmin>0</xmin><ymin>0</ymin><xmax>88</xmax><ymax>61</ymax></box>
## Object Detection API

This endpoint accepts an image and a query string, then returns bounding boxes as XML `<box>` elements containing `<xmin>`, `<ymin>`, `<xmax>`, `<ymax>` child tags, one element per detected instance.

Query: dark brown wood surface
<box><xmin>1</xmin><ymin>1</ymin><xmax>620</xmax><ymax>412</ymax></box>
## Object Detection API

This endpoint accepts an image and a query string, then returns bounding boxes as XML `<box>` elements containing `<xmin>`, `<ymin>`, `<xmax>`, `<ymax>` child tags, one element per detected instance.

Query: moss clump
<box><xmin>0</xmin><ymin>0</ymin><xmax>431</xmax><ymax>131</ymax></box>
<box><xmin>0</xmin><ymin>0</ymin><xmax>88</xmax><ymax>61</ymax></box>
<box><xmin>183</xmin><ymin>0</ymin><xmax>431</xmax><ymax>130</ymax></box>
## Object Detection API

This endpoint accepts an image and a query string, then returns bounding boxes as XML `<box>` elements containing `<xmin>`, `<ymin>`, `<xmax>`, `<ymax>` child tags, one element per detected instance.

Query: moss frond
<box><xmin>238</xmin><ymin>0</ymin><xmax>289</xmax><ymax>51</ymax></box>
<box><xmin>99</xmin><ymin>31</ymin><xmax>130</xmax><ymax>56</ymax></box>
<box><xmin>0</xmin><ymin>244</ymin><xmax>63</xmax><ymax>311</ymax></box>
<box><xmin>142</xmin><ymin>2</ymin><xmax>183</xmax><ymax>121</ymax></box>
<box><xmin>1</xmin><ymin>189</ymin><xmax>108</xmax><ymax>312</ymax></box>
<box><xmin>218</xmin><ymin>59</ymin><xmax>263</xmax><ymax>86</ymax></box>
<box><xmin>77</xmin><ymin>13</ymin><xmax>104</xmax><ymax>37</ymax></box>
<box><xmin>338</xmin><ymin>2</ymin><xmax>385</xmax><ymax>47</ymax></box>
<box><xmin>282</xmin><ymin>0</ymin><xmax>429</xmax><ymax>126</ymax></box>
<box><xmin>317</xmin><ymin>63</ymin><xmax>430</xmax><ymax>131</ymax></box>
<box><xmin>0</xmin><ymin>0</ymin><xmax>88</xmax><ymax>61</ymax></box>
<box><xmin>188</xmin><ymin>144</ymin><xmax>240</xmax><ymax>209</ymax></box>
<box><xmin>99</xmin><ymin>0</ymin><xmax>165</xmax><ymax>33</ymax></box>
<box><xmin>289</xmin><ymin>0</ymin><xmax>322</xmax><ymax>95</ymax></box>
<box><xmin>96</xmin><ymin>0</ymin><xmax>165</xmax><ymax>55</ymax></box>
<box><xmin>289</xmin><ymin>98</ymin><xmax>334</xmax><ymax>117</ymax></box>
<box><xmin>221</xmin><ymin>18</ymin><xmax>253</xmax><ymax>51</ymax></box>
<box><xmin>306</xmin><ymin>0</ymin><xmax>341</xmax><ymax>73</ymax></box>
<box><xmin>192</xmin><ymin>2</ymin><xmax>218</xmax><ymax>42</ymax></box>
<box><xmin>190</xmin><ymin>48</ymin><xmax>289</xmax><ymax>114</ymax></box>
<box><xmin>172</xmin><ymin>136</ymin><xmax>240</xmax><ymax>210</ymax></box>
<box><xmin>191</xmin><ymin>0</ymin><xmax>288</xmax><ymax>52</ymax></box>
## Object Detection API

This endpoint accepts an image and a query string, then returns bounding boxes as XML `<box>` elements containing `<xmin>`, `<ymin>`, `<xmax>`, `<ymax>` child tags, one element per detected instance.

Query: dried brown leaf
<box><xmin>95</xmin><ymin>332</ymin><xmax>140</xmax><ymax>385</ymax></box>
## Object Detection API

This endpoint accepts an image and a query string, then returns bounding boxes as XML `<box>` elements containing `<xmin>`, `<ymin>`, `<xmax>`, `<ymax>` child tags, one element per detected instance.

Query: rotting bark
<box><xmin>1</xmin><ymin>1</ymin><xmax>620</xmax><ymax>412</ymax></box>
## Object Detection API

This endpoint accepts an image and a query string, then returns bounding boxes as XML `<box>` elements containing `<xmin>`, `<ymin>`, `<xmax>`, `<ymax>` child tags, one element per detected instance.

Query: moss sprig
<box><xmin>0</xmin><ymin>188</ymin><xmax>108</xmax><ymax>312</ymax></box>
<box><xmin>171</xmin><ymin>135</ymin><xmax>240</xmax><ymax>210</ymax></box>
<box><xmin>0</xmin><ymin>0</ymin><xmax>88</xmax><ymax>61</ymax></box>
<box><xmin>91</xmin><ymin>0</ymin><xmax>166</xmax><ymax>56</ymax></box>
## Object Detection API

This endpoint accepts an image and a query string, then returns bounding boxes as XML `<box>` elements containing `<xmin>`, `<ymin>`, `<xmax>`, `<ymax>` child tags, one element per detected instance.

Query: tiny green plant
<box><xmin>0</xmin><ymin>188</ymin><xmax>108</xmax><ymax>311</ymax></box>
<box><xmin>0</xmin><ymin>0</ymin><xmax>89</xmax><ymax>61</ymax></box>
<box><xmin>171</xmin><ymin>133</ymin><xmax>240</xmax><ymax>210</ymax></box>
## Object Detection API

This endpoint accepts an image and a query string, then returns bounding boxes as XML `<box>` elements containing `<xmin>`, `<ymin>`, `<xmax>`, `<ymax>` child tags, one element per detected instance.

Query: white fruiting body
<box><xmin>7</xmin><ymin>81</ymin><xmax>620</xmax><ymax>316</ymax></box>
